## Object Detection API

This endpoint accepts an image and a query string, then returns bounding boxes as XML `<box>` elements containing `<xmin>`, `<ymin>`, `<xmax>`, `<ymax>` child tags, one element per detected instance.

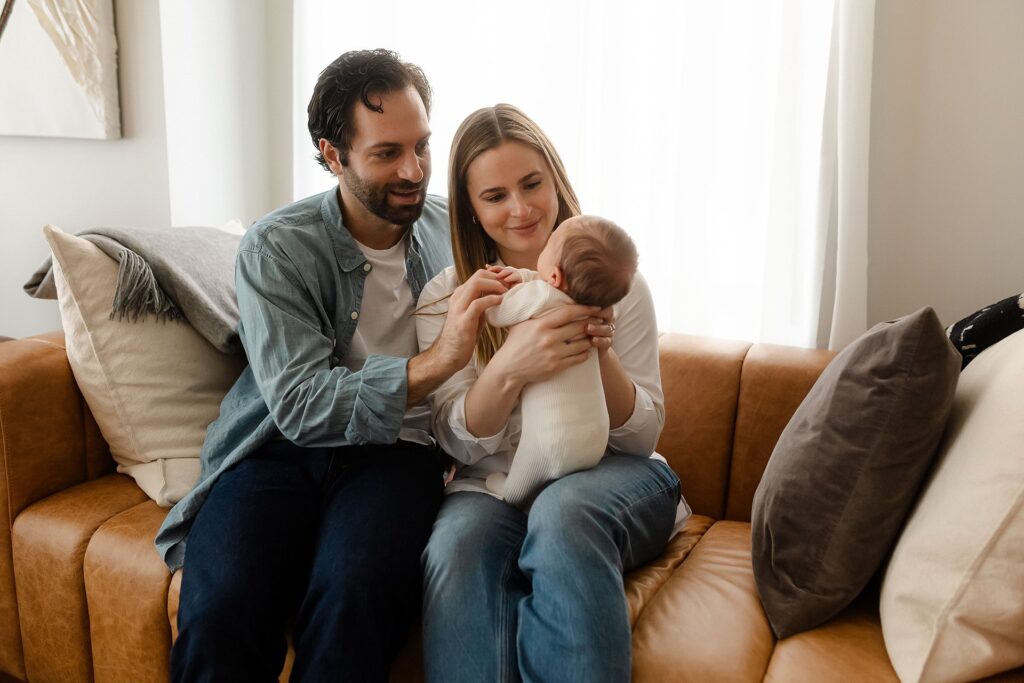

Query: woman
<box><xmin>416</xmin><ymin>104</ymin><xmax>687</xmax><ymax>683</ymax></box>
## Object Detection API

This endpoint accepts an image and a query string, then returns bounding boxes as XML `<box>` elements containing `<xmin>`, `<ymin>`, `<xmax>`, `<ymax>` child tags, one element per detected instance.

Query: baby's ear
<box><xmin>548</xmin><ymin>267</ymin><xmax>564</xmax><ymax>290</ymax></box>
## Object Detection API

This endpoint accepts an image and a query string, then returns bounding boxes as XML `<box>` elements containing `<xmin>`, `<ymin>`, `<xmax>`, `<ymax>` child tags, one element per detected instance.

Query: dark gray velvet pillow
<box><xmin>751</xmin><ymin>307</ymin><xmax>960</xmax><ymax>639</ymax></box>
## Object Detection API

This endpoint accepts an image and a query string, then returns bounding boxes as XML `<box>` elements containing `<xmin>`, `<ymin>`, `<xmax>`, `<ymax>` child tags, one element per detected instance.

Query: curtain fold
<box><xmin>820</xmin><ymin>0</ymin><xmax>877</xmax><ymax>350</ymax></box>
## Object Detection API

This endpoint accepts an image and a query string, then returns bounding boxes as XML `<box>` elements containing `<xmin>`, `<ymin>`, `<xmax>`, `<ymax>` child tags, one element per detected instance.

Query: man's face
<box><xmin>341</xmin><ymin>86</ymin><xmax>432</xmax><ymax>226</ymax></box>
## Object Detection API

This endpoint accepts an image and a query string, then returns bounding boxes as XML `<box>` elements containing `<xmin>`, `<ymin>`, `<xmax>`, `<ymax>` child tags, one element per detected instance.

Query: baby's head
<box><xmin>537</xmin><ymin>215</ymin><xmax>638</xmax><ymax>308</ymax></box>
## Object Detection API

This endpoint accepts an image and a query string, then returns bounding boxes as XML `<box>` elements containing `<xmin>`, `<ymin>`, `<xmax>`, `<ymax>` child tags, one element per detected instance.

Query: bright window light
<box><xmin>293</xmin><ymin>0</ymin><xmax>835</xmax><ymax>345</ymax></box>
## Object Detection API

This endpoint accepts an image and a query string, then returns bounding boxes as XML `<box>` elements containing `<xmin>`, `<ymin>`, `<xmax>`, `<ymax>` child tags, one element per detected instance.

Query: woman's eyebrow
<box><xmin>477</xmin><ymin>184</ymin><xmax>504</xmax><ymax>197</ymax></box>
<box><xmin>477</xmin><ymin>170</ymin><xmax>543</xmax><ymax>197</ymax></box>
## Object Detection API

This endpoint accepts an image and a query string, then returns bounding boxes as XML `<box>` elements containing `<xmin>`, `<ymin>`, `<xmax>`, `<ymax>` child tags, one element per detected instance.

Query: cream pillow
<box><xmin>44</xmin><ymin>225</ymin><xmax>244</xmax><ymax>506</ymax></box>
<box><xmin>880</xmin><ymin>327</ymin><xmax>1024</xmax><ymax>683</ymax></box>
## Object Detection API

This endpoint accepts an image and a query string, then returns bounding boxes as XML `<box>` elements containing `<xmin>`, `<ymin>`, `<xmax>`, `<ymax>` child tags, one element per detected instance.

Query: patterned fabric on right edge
<box><xmin>946</xmin><ymin>291</ymin><xmax>1024</xmax><ymax>369</ymax></box>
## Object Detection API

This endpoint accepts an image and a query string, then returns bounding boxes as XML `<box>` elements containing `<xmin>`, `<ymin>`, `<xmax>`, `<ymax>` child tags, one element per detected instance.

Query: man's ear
<box><xmin>319</xmin><ymin>139</ymin><xmax>343</xmax><ymax>175</ymax></box>
<box><xmin>548</xmin><ymin>267</ymin><xmax>564</xmax><ymax>290</ymax></box>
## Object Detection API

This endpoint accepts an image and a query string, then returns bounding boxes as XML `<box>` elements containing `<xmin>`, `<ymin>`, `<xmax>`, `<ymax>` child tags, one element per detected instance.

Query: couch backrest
<box><xmin>656</xmin><ymin>333</ymin><xmax>835</xmax><ymax>522</ymax></box>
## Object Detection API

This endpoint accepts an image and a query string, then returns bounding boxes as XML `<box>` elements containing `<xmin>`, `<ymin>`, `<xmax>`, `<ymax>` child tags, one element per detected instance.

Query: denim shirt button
<box><xmin>350</xmin><ymin>311</ymin><xmax>359</xmax><ymax>320</ymax></box>
<box><xmin>363</xmin><ymin>262</ymin><xmax>372</xmax><ymax>272</ymax></box>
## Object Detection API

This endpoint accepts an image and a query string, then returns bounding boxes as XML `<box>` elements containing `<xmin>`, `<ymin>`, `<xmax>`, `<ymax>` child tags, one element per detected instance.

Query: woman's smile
<box><xmin>505</xmin><ymin>218</ymin><xmax>540</xmax><ymax>233</ymax></box>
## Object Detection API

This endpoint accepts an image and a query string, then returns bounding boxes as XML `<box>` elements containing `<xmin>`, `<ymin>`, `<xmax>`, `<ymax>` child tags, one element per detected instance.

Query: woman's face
<box><xmin>465</xmin><ymin>141</ymin><xmax>560</xmax><ymax>269</ymax></box>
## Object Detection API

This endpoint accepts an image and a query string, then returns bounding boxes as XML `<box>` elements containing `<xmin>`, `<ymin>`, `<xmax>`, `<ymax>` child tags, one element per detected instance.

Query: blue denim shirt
<box><xmin>155</xmin><ymin>188</ymin><xmax>452</xmax><ymax>570</ymax></box>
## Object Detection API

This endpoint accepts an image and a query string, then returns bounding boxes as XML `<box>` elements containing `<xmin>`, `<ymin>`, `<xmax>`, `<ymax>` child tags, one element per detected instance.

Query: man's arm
<box><xmin>238</xmin><ymin>248</ymin><xmax>410</xmax><ymax>445</ymax></box>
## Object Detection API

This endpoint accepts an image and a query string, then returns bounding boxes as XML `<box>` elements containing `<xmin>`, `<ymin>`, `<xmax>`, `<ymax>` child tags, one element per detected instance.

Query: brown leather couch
<box><xmin>1</xmin><ymin>331</ymin><xmax>1021</xmax><ymax>683</ymax></box>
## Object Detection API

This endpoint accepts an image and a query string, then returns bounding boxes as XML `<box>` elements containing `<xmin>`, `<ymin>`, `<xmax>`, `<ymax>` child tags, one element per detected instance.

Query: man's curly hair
<box><xmin>307</xmin><ymin>49</ymin><xmax>431</xmax><ymax>171</ymax></box>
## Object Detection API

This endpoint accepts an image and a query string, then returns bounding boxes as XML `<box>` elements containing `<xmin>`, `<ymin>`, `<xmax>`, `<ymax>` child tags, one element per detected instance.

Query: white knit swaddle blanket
<box><xmin>484</xmin><ymin>273</ymin><xmax>609</xmax><ymax>508</ymax></box>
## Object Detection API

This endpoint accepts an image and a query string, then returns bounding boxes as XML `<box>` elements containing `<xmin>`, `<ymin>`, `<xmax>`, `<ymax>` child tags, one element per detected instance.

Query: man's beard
<box><xmin>342</xmin><ymin>167</ymin><xmax>426</xmax><ymax>226</ymax></box>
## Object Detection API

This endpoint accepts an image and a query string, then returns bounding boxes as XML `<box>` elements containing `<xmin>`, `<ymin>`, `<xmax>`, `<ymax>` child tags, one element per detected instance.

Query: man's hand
<box><xmin>407</xmin><ymin>268</ymin><xmax>512</xmax><ymax>405</ymax></box>
<box><xmin>430</xmin><ymin>267</ymin><xmax>514</xmax><ymax>370</ymax></box>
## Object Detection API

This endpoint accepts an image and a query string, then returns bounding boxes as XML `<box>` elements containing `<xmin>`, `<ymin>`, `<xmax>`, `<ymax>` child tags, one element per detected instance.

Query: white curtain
<box><xmin>294</xmin><ymin>0</ymin><xmax>868</xmax><ymax>349</ymax></box>
<box><xmin>820</xmin><ymin>0</ymin><xmax>877</xmax><ymax>350</ymax></box>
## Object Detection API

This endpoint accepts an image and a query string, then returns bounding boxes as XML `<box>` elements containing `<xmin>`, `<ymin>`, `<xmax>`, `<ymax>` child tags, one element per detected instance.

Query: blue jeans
<box><xmin>171</xmin><ymin>439</ymin><xmax>444</xmax><ymax>683</ymax></box>
<box><xmin>422</xmin><ymin>455</ymin><xmax>680</xmax><ymax>683</ymax></box>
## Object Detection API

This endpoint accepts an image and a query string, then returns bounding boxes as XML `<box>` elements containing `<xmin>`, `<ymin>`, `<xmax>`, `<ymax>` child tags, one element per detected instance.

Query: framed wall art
<box><xmin>0</xmin><ymin>0</ymin><xmax>121</xmax><ymax>139</ymax></box>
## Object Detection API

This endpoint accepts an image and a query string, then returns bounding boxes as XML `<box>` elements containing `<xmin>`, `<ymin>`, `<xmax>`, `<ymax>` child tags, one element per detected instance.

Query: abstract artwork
<box><xmin>0</xmin><ymin>0</ymin><xmax>121</xmax><ymax>139</ymax></box>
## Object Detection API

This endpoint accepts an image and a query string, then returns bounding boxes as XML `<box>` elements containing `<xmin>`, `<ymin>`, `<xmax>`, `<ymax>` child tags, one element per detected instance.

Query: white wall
<box><xmin>0</xmin><ymin>1</ymin><xmax>171</xmax><ymax>338</ymax></box>
<box><xmin>160</xmin><ymin>0</ymin><xmax>292</xmax><ymax>228</ymax></box>
<box><xmin>868</xmin><ymin>0</ymin><xmax>1024</xmax><ymax>327</ymax></box>
<box><xmin>1</xmin><ymin>0</ymin><xmax>294</xmax><ymax>339</ymax></box>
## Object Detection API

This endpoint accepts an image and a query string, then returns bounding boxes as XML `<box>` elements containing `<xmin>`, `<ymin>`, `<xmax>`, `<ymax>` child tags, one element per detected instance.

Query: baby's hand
<box><xmin>486</xmin><ymin>265</ymin><xmax>522</xmax><ymax>289</ymax></box>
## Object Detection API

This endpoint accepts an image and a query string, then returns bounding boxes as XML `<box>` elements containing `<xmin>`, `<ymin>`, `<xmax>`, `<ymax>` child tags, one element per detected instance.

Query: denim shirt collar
<box><xmin>320</xmin><ymin>188</ymin><xmax>425</xmax><ymax>279</ymax></box>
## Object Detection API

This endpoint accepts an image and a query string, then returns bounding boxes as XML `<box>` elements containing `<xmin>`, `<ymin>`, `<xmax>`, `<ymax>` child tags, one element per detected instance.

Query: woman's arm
<box><xmin>596</xmin><ymin>348</ymin><xmax>637</xmax><ymax>429</ymax></box>
<box><xmin>592</xmin><ymin>273</ymin><xmax>665</xmax><ymax>455</ymax></box>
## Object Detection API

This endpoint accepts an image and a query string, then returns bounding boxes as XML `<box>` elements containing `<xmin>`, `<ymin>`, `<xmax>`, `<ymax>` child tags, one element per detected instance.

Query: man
<box><xmin>155</xmin><ymin>49</ymin><xmax>507</xmax><ymax>681</ymax></box>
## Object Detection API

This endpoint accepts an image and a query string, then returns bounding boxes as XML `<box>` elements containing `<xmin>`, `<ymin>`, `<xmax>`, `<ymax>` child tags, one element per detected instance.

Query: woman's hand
<box><xmin>489</xmin><ymin>304</ymin><xmax>603</xmax><ymax>387</ymax></box>
<box><xmin>585</xmin><ymin>306</ymin><xmax>616</xmax><ymax>356</ymax></box>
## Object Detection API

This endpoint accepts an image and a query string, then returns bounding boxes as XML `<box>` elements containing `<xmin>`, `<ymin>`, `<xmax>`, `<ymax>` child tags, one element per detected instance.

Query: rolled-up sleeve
<box><xmin>237</xmin><ymin>247</ymin><xmax>408</xmax><ymax>446</ymax></box>
<box><xmin>415</xmin><ymin>269</ymin><xmax>511</xmax><ymax>465</ymax></box>
<box><xmin>606</xmin><ymin>272</ymin><xmax>665</xmax><ymax>456</ymax></box>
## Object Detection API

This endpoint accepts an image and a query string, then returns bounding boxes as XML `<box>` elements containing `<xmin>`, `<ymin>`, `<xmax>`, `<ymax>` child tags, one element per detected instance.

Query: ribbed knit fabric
<box><xmin>484</xmin><ymin>275</ymin><xmax>609</xmax><ymax>508</ymax></box>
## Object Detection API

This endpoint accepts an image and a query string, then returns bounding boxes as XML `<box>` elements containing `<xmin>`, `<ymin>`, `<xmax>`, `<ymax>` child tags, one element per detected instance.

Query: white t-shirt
<box><xmin>345</xmin><ymin>235</ymin><xmax>432</xmax><ymax>446</ymax></box>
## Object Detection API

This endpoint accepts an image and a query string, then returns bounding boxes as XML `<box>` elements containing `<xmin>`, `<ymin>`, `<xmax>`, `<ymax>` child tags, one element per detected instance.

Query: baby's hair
<box><xmin>559</xmin><ymin>216</ymin><xmax>638</xmax><ymax>308</ymax></box>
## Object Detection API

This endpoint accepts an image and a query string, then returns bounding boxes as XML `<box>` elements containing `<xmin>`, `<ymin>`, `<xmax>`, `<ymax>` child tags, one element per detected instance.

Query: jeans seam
<box><xmin>621</xmin><ymin>465</ymin><xmax>689</xmax><ymax>635</ymax></box>
<box><xmin>613</xmin><ymin>463</ymin><xmax>680</xmax><ymax>576</ymax></box>
<box><xmin>497</xmin><ymin>538</ymin><xmax>525</xmax><ymax>683</ymax></box>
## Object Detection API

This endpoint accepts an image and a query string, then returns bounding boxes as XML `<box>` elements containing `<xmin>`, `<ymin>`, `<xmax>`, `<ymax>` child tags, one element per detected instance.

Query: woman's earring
<box><xmin>471</xmin><ymin>215</ymin><xmax>479</xmax><ymax>225</ymax></box>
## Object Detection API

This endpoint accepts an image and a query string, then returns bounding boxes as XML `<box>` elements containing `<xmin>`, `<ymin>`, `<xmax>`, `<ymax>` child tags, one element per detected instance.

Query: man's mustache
<box><xmin>389</xmin><ymin>181</ymin><xmax>423</xmax><ymax>193</ymax></box>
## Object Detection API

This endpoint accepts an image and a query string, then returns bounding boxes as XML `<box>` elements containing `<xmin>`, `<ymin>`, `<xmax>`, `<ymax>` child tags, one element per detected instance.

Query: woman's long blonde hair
<box><xmin>448</xmin><ymin>104</ymin><xmax>582</xmax><ymax>365</ymax></box>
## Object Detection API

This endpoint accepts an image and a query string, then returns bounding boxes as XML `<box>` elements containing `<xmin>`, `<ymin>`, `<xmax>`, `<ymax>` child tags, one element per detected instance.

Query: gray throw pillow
<box><xmin>751</xmin><ymin>307</ymin><xmax>960</xmax><ymax>639</ymax></box>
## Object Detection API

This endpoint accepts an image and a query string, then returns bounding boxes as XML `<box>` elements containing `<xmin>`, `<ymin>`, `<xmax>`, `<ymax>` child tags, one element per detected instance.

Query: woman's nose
<box><xmin>508</xmin><ymin>193</ymin><xmax>527</xmax><ymax>218</ymax></box>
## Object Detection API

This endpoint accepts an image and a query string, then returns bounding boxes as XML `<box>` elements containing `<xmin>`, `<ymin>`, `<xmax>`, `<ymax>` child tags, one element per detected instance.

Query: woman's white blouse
<box><xmin>416</xmin><ymin>266</ymin><xmax>669</xmax><ymax>499</ymax></box>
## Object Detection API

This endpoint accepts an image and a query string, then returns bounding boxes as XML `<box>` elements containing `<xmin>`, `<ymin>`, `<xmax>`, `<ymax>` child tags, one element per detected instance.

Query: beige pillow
<box><xmin>44</xmin><ymin>225</ymin><xmax>244</xmax><ymax>506</ymax></box>
<box><xmin>880</xmin><ymin>327</ymin><xmax>1024</xmax><ymax>683</ymax></box>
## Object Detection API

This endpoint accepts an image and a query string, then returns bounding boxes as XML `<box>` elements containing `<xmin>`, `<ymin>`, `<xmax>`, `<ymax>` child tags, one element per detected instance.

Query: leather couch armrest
<box><xmin>0</xmin><ymin>331</ymin><xmax>116</xmax><ymax>678</ymax></box>
<box><xmin>0</xmin><ymin>332</ymin><xmax>113</xmax><ymax>520</ymax></box>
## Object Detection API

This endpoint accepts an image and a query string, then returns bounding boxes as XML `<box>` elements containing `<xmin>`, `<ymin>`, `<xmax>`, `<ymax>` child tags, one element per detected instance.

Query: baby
<box><xmin>485</xmin><ymin>215</ymin><xmax>639</xmax><ymax>508</ymax></box>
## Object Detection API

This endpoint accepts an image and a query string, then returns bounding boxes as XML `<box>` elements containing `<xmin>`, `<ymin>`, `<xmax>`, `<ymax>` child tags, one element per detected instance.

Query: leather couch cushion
<box><xmin>881</xmin><ymin>327</ymin><xmax>1024</xmax><ymax>683</ymax></box>
<box><xmin>751</xmin><ymin>307</ymin><xmax>959</xmax><ymax>638</ymax></box>
<box><xmin>726</xmin><ymin>342</ymin><xmax>834</xmax><ymax>522</ymax></box>
<box><xmin>632</xmin><ymin>521</ymin><xmax>774</xmax><ymax>682</ymax></box>
<box><xmin>656</xmin><ymin>334</ymin><xmax>751</xmax><ymax>519</ymax></box>
<box><xmin>763</xmin><ymin>587</ymin><xmax>898</xmax><ymax>682</ymax></box>
<box><xmin>84</xmin><ymin>501</ymin><xmax>173</xmax><ymax>683</ymax></box>
<box><xmin>12</xmin><ymin>475</ymin><xmax>147</xmax><ymax>683</ymax></box>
